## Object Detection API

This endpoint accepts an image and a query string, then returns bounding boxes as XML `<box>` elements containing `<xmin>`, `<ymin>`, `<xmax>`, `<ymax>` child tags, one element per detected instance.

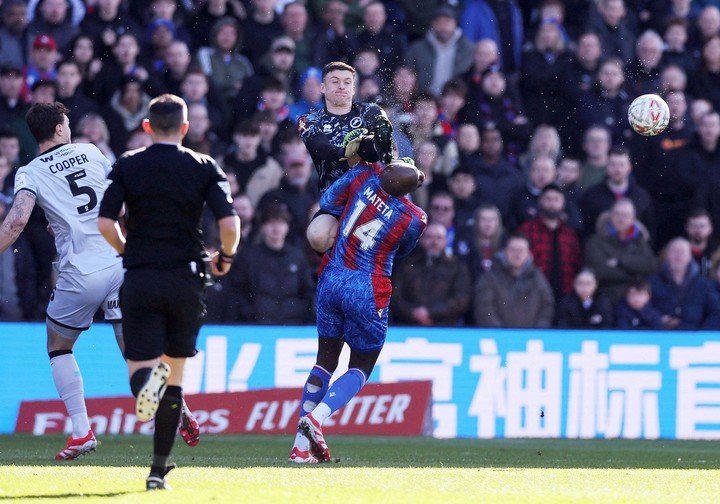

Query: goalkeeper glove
<box><xmin>340</xmin><ymin>128</ymin><xmax>368</xmax><ymax>161</ymax></box>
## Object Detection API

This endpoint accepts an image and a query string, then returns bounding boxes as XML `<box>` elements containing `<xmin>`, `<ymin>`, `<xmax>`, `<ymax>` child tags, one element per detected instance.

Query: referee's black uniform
<box><xmin>98</xmin><ymin>143</ymin><xmax>236</xmax><ymax>360</ymax></box>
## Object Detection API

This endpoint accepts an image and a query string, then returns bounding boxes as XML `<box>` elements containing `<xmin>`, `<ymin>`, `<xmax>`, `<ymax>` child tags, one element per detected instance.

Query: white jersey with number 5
<box><xmin>13</xmin><ymin>143</ymin><xmax>122</xmax><ymax>275</ymax></box>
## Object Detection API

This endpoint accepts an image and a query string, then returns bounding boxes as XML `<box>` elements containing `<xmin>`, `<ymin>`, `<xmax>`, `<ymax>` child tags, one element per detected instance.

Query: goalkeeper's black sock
<box><xmin>129</xmin><ymin>367</ymin><xmax>152</xmax><ymax>397</ymax></box>
<box><xmin>151</xmin><ymin>385</ymin><xmax>182</xmax><ymax>475</ymax></box>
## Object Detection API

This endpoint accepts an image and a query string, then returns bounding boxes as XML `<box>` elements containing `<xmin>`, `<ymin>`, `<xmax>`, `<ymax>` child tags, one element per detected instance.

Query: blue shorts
<box><xmin>316</xmin><ymin>265</ymin><xmax>392</xmax><ymax>352</ymax></box>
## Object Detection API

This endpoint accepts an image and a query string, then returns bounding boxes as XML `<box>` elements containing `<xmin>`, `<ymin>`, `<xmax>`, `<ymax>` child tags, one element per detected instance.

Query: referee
<box><xmin>98</xmin><ymin>94</ymin><xmax>240</xmax><ymax>491</ymax></box>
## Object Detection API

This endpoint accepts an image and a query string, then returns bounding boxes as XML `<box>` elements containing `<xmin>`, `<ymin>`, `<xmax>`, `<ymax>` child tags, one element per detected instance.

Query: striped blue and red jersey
<box><xmin>320</xmin><ymin>163</ymin><xmax>427</xmax><ymax>277</ymax></box>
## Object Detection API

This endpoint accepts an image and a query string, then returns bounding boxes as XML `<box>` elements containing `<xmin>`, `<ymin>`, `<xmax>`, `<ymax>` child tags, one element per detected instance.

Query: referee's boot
<box><xmin>136</xmin><ymin>362</ymin><xmax>171</xmax><ymax>422</ymax></box>
<box><xmin>146</xmin><ymin>463</ymin><xmax>176</xmax><ymax>491</ymax></box>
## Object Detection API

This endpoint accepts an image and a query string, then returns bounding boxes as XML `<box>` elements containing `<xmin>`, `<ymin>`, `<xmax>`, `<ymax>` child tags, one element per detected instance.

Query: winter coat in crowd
<box><xmin>556</xmin><ymin>293</ymin><xmax>613</xmax><ymax>328</ymax></box>
<box><xmin>392</xmin><ymin>249</ymin><xmax>471</xmax><ymax>326</ymax></box>
<box><xmin>649</xmin><ymin>262</ymin><xmax>720</xmax><ymax>330</ymax></box>
<box><xmin>584</xmin><ymin>216</ymin><xmax>657</xmax><ymax>304</ymax></box>
<box><xmin>474</xmin><ymin>254</ymin><xmax>554</xmax><ymax>327</ymax></box>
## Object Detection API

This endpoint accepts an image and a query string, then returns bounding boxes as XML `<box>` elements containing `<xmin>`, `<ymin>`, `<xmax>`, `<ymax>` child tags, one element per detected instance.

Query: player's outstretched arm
<box><xmin>97</xmin><ymin>217</ymin><xmax>126</xmax><ymax>255</ymax></box>
<box><xmin>0</xmin><ymin>190</ymin><xmax>36</xmax><ymax>254</ymax></box>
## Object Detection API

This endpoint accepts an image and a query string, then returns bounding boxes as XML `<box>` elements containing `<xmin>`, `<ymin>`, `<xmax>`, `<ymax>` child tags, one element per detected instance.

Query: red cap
<box><xmin>33</xmin><ymin>34</ymin><xmax>57</xmax><ymax>51</ymax></box>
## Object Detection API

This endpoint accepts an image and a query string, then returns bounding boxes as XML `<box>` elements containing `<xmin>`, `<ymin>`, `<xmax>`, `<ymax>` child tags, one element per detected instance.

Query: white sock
<box><xmin>50</xmin><ymin>353</ymin><xmax>90</xmax><ymax>438</ymax></box>
<box><xmin>311</xmin><ymin>403</ymin><xmax>332</xmax><ymax>425</ymax></box>
<box><xmin>293</xmin><ymin>431</ymin><xmax>310</xmax><ymax>451</ymax></box>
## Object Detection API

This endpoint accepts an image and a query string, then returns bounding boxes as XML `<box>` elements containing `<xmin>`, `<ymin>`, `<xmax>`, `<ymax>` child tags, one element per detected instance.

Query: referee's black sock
<box><xmin>151</xmin><ymin>385</ymin><xmax>182</xmax><ymax>476</ymax></box>
<box><xmin>129</xmin><ymin>368</ymin><xmax>152</xmax><ymax>397</ymax></box>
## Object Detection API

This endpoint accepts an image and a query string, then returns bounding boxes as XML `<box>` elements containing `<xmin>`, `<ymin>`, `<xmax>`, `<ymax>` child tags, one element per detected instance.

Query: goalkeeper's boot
<box><xmin>288</xmin><ymin>432</ymin><xmax>318</xmax><ymax>464</ymax></box>
<box><xmin>136</xmin><ymin>362</ymin><xmax>170</xmax><ymax>422</ymax></box>
<box><xmin>55</xmin><ymin>430</ymin><xmax>97</xmax><ymax>460</ymax></box>
<box><xmin>146</xmin><ymin>463</ymin><xmax>176</xmax><ymax>491</ymax></box>
<box><xmin>374</xmin><ymin>115</ymin><xmax>393</xmax><ymax>164</ymax></box>
<box><xmin>179</xmin><ymin>401</ymin><xmax>200</xmax><ymax>447</ymax></box>
<box><xmin>298</xmin><ymin>413</ymin><xmax>331</xmax><ymax>463</ymax></box>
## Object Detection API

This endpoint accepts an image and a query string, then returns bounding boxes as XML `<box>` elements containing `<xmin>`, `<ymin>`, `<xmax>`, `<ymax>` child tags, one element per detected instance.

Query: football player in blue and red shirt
<box><xmin>289</xmin><ymin>160</ymin><xmax>427</xmax><ymax>464</ymax></box>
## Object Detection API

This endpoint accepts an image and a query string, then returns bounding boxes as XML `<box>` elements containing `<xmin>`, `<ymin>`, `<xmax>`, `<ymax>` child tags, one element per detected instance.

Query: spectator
<box><xmin>587</xmin><ymin>0</ymin><xmax>636</xmax><ymax>63</ymax></box>
<box><xmin>0</xmin><ymin>153</ymin><xmax>20</xmax><ymax>320</ymax></box>
<box><xmin>76</xmin><ymin>113</ymin><xmax>116</xmax><ymax>163</ymax></box>
<box><xmin>577</xmin><ymin>57</ymin><xmax>632</xmax><ymax>145</ymax></box>
<box><xmin>0</xmin><ymin>66</ymin><xmax>28</xmax><ymax>126</ymax></box>
<box><xmin>437</xmin><ymin>79</ymin><xmax>467</xmax><ymax>138</ymax></box>
<box><xmin>678</xmin><ymin>111</ymin><xmax>720</xmax><ymax>245</ymax></box>
<box><xmin>556</xmin><ymin>156</ymin><xmax>582</xmax><ymax>204</ymax></box>
<box><xmin>578</xmin><ymin>125</ymin><xmax>611</xmax><ymax>192</ymax></box>
<box><xmin>392</xmin><ymin>223</ymin><xmax>471</xmax><ymax>326</ymax></box>
<box><xmin>159</xmin><ymin>40</ymin><xmax>191</xmax><ymax>96</ymax></box>
<box><xmin>627</xmin><ymin>30</ymin><xmax>664</xmax><ymax>96</ymax></box>
<box><xmin>448</xmin><ymin>166</ymin><xmax>478</xmax><ymax>257</ymax></box>
<box><xmin>585</xmin><ymin>199</ymin><xmax>658</xmax><ymax>303</ymax></box>
<box><xmin>21</xmin><ymin>34</ymin><xmax>58</xmax><ymax>103</ymax></box>
<box><xmin>235</xmin><ymin>35</ymin><xmax>298</xmax><ymax>117</ymax></box>
<box><xmin>183</xmin><ymin>102</ymin><xmax>224</xmax><ymax>158</ymax></box>
<box><xmin>258</xmin><ymin>137</ymin><xmax>319</xmax><ymax>245</ymax></box>
<box><xmin>312</xmin><ymin>0</ymin><xmax>358</xmax><ymax>66</ymax></box>
<box><xmin>462</xmin><ymin>38</ymin><xmax>500</xmax><ymax>89</ymax></box>
<box><xmin>101</xmin><ymin>75</ymin><xmax>151</xmax><ymax>156</ymax></box>
<box><xmin>461</xmin><ymin>67</ymin><xmax>530</xmax><ymax>162</ymax></box>
<box><xmin>222</xmin><ymin>119</ymin><xmax>282</xmax><ymax>207</ymax></box>
<box><xmin>660</xmin><ymin>64</ymin><xmax>688</xmax><ymax>93</ymax></box>
<box><xmin>580</xmin><ymin>146</ymin><xmax>655</xmax><ymax>240</ymax></box>
<box><xmin>685</xmin><ymin>208</ymin><xmax>718</xmax><ymax>277</ymax></box>
<box><xmin>428</xmin><ymin>192</ymin><xmax>456</xmax><ymax>255</ymax></box>
<box><xmin>518</xmin><ymin>184</ymin><xmax>581</xmax><ymax>298</ymax></box>
<box><xmin>179</xmin><ymin>68</ymin><xmax>225</xmax><ymax>137</ymax></box>
<box><xmin>690</xmin><ymin>35</ymin><xmax>720</xmax><ymax>111</ymax></box>
<box><xmin>353</xmin><ymin>46</ymin><xmax>382</xmax><ymax>82</ymax></box>
<box><xmin>692</xmin><ymin>6</ymin><xmax>720</xmax><ymax>53</ymax></box>
<box><xmin>56</xmin><ymin>59</ymin><xmax>97</xmax><ymax>130</ymax></box>
<box><xmin>460</xmin><ymin>0</ymin><xmax>523</xmax><ymax>74</ymax></box>
<box><xmin>29</xmin><ymin>77</ymin><xmax>55</xmax><ymax>103</ymax></box>
<box><xmin>560</xmin><ymin>31</ymin><xmax>602</xmax><ymax>113</ymax></box>
<box><xmin>405</xmin><ymin>6</ymin><xmax>474</xmax><ymax>96</ymax></box>
<box><xmin>255</xmin><ymin>109</ymin><xmax>281</xmax><ymax>157</ymax></box>
<box><xmin>26</xmin><ymin>0</ymin><xmax>78</xmax><ymax>55</ymax></box>
<box><xmin>519</xmin><ymin>124</ymin><xmax>562</xmax><ymax>175</ymax></box>
<box><xmin>474</xmin><ymin>233</ymin><xmax>554</xmax><ymax>327</ymax></box>
<box><xmin>557</xmin><ymin>268</ymin><xmax>613</xmax><ymax>328</ymax></box>
<box><xmin>662</xmin><ymin>18</ymin><xmax>696</xmax><ymax>75</ymax></box>
<box><xmin>0</xmin><ymin>0</ymin><xmax>29</xmax><ymax>70</ymax></box>
<box><xmin>520</xmin><ymin>19</ymin><xmax>571</xmax><ymax>129</ymax></box>
<box><xmin>67</xmin><ymin>34</ymin><xmax>97</xmax><ymax>87</ymax></box>
<box><xmin>280</xmin><ymin>1</ymin><xmax>315</xmax><ymax>76</ymax></box>
<box><xmin>188</xmin><ymin>0</ymin><xmax>244</xmax><ymax>50</ymax></box>
<box><xmin>255</xmin><ymin>77</ymin><xmax>294</xmax><ymax>135</ymax></box>
<box><xmin>689</xmin><ymin>97</ymin><xmax>713</xmax><ymax>128</ymax></box>
<box><xmin>412</xmin><ymin>139</ymin><xmax>447</xmax><ymax>210</ymax></box>
<box><xmin>509</xmin><ymin>155</ymin><xmax>583</xmax><ymax>231</ymax></box>
<box><xmin>92</xmin><ymin>32</ymin><xmax>162</xmax><ymax>105</ymax></box>
<box><xmin>357</xmin><ymin>1</ymin><xmax>406</xmax><ymax>83</ymax></box>
<box><xmin>383</xmin><ymin>65</ymin><xmax>417</xmax><ymax>130</ymax></box>
<box><xmin>242</xmin><ymin>0</ymin><xmax>285</xmax><ymax>67</ymax></box>
<box><xmin>79</xmin><ymin>0</ymin><xmax>139</xmax><ymax>62</ymax></box>
<box><xmin>196</xmin><ymin>17</ymin><xmax>254</xmax><ymax>108</ymax></box>
<box><xmin>649</xmin><ymin>237</ymin><xmax>720</xmax><ymax>329</ymax></box>
<box><xmin>405</xmin><ymin>92</ymin><xmax>446</xmax><ymax>147</ymax></box>
<box><xmin>289</xmin><ymin>67</ymin><xmax>323</xmax><ymax>123</ymax></box>
<box><xmin>614</xmin><ymin>279</ymin><xmax>666</xmax><ymax>329</ymax></box>
<box><xmin>465</xmin><ymin>204</ymin><xmax>504</xmax><ymax>283</ymax></box>
<box><xmin>229</xmin><ymin>202</ymin><xmax>315</xmax><ymax>324</ymax></box>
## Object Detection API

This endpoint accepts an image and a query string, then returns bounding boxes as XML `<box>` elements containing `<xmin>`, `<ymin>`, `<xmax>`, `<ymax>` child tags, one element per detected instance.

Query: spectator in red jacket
<box><xmin>518</xmin><ymin>183</ymin><xmax>581</xmax><ymax>298</ymax></box>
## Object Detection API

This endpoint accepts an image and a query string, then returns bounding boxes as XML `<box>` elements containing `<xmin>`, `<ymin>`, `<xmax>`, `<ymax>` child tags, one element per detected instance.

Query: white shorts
<box><xmin>46</xmin><ymin>262</ymin><xmax>124</xmax><ymax>332</ymax></box>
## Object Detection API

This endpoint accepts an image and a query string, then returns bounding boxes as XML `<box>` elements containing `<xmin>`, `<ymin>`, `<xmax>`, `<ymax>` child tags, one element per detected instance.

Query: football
<box><xmin>628</xmin><ymin>94</ymin><xmax>670</xmax><ymax>136</ymax></box>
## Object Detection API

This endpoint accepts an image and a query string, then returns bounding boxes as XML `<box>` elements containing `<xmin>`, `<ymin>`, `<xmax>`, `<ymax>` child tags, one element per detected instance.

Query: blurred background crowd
<box><xmin>1</xmin><ymin>0</ymin><xmax>720</xmax><ymax>329</ymax></box>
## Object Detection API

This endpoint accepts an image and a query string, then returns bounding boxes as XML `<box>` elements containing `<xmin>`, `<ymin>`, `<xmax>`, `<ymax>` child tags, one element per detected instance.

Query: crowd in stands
<box><xmin>2</xmin><ymin>0</ymin><xmax>720</xmax><ymax>329</ymax></box>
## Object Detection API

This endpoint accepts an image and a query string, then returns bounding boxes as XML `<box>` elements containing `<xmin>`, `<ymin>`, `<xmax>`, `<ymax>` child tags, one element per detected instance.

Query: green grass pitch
<box><xmin>2</xmin><ymin>434</ymin><xmax>720</xmax><ymax>503</ymax></box>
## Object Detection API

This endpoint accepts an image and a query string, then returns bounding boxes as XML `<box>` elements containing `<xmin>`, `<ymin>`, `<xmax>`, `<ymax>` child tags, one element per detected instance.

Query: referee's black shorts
<box><xmin>121</xmin><ymin>266</ymin><xmax>205</xmax><ymax>361</ymax></box>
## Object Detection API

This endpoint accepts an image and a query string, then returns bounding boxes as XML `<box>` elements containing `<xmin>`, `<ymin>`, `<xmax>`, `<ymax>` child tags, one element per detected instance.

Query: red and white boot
<box><xmin>297</xmin><ymin>414</ymin><xmax>331</xmax><ymax>463</ymax></box>
<box><xmin>55</xmin><ymin>430</ymin><xmax>97</xmax><ymax>461</ymax></box>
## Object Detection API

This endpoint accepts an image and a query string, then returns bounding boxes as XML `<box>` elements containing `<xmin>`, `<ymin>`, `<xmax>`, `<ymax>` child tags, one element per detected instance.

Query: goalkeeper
<box><xmin>298</xmin><ymin>61</ymin><xmax>394</xmax><ymax>253</ymax></box>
